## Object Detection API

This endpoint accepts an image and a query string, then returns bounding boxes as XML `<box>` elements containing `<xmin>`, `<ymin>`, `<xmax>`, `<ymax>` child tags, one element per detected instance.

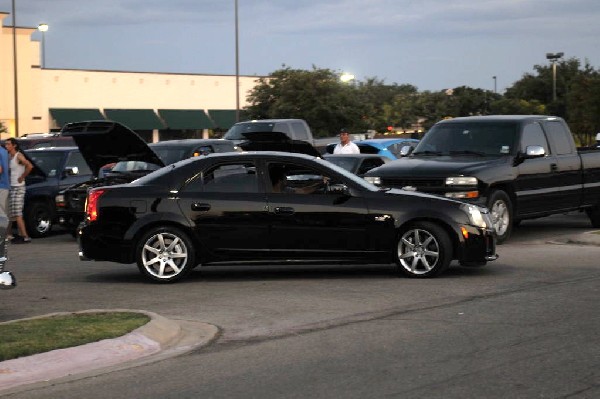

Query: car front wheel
<box><xmin>25</xmin><ymin>201</ymin><xmax>53</xmax><ymax>238</ymax></box>
<box><xmin>395</xmin><ymin>222</ymin><xmax>452</xmax><ymax>278</ymax></box>
<box><xmin>136</xmin><ymin>226</ymin><xmax>195</xmax><ymax>283</ymax></box>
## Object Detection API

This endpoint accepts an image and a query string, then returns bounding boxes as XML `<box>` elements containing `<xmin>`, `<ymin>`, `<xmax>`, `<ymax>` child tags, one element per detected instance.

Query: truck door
<box><xmin>542</xmin><ymin>120</ymin><xmax>583</xmax><ymax>210</ymax></box>
<box><xmin>515</xmin><ymin>122</ymin><xmax>557</xmax><ymax>216</ymax></box>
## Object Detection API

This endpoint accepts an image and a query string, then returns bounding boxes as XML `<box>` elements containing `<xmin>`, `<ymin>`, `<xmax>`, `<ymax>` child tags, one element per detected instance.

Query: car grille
<box><xmin>380</xmin><ymin>177</ymin><xmax>445</xmax><ymax>192</ymax></box>
<box><xmin>66</xmin><ymin>190</ymin><xmax>87</xmax><ymax>211</ymax></box>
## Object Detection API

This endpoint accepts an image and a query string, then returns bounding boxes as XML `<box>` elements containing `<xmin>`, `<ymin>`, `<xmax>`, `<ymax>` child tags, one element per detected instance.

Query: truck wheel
<box><xmin>24</xmin><ymin>201</ymin><xmax>53</xmax><ymax>238</ymax></box>
<box><xmin>586</xmin><ymin>206</ymin><xmax>600</xmax><ymax>227</ymax></box>
<box><xmin>395</xmin><ymin>222</ymin><xmax>452</xmax><ymax>278</ymax></box>
<box><xmin>136</xmin><ymin>226</ymin><xmax>195</xmax><ymax>283</ymax></box>
<box><xmin>487</xmin><ymin>190</ymin><xmax>512</xmax><ymax>244</ymax></box>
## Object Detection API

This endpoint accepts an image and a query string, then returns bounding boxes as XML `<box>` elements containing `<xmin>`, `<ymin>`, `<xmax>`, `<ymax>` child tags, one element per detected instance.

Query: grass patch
<box><xmin>0</xmin><ymin>312</ymin><xmax>150</xmax><ymax>361</ymax></box>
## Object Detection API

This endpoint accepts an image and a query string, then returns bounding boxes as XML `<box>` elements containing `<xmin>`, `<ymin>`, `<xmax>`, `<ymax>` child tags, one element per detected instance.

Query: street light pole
<box><xmin>546</xmin><ymin>52</ymin><xmax>564</xmax><ymax>102</ymax></box>
<box><xmin>493</xmin><ymin>76</ymin><xmax>497</xmax><ymax>94</ymax></box>
<box><xmin>234</xmin><ymin>0</ymin><xmax>240</xmax><ymax>123</ymax></box>
<box><xmin>38</xmin><ymin>23</ymin><xmax>49</xmax><ymax>68</ymax></box>
<box><xmin>11</xmin><ymin>0</ymin><xmax>19</xmax><ymax>137</ymax></box>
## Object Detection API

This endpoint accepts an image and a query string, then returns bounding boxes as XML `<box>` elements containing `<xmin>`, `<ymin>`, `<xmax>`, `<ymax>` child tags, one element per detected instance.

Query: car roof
<box><xmin>359</xmin><ymin>138</ymin><xmax>419</xmax><ymax>145</ymax></box>
<box><xmin>24</xmin><ymin>146</ymin><xmax>79</xmax><ymax>152</ymax></box>
<box><xmin>323</xmin><ymin>153</ymin><xmax>388</xmax><ymax>159</ymax></box>
<box><xmin>437</xmin><ymin>115</ymin><xmax>559</xmax><ymax>123</ymax></box>
<box><xmin>234</xmin><ymin>119</ymin><xmax>304</xmax><ymax>124</ymax></box>
<box><xmin>150</xmin><ymin>139</ymin><xmax>231</xmax><ymax>147</ymax></box>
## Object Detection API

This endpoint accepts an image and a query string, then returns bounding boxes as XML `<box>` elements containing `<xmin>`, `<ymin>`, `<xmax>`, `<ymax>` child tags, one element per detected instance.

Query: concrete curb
<box><xmin>0</xmin><ymin>309</ymin><xmax>219</xmax><ymax>394</ymax></box>
<box><xmin>548</xmin><ymin>230</ymin><xmax>600</xmax><ymax>246</ymax></box>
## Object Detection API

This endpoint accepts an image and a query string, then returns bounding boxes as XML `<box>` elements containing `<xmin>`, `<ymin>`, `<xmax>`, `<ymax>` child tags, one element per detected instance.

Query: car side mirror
<box><xmin>399</xmin><ymin>145</ymin><xmax>414</xmax><ymax>157</ymax></box>
<box><xmin>64</xmin><ymin>166</ymin><xmax>79</xmax><ymax>176</ymax></box>
<box><xmin>525</xmin><ymin>145</ymin><xmax>545</xmax><ymax>158</ymax></box>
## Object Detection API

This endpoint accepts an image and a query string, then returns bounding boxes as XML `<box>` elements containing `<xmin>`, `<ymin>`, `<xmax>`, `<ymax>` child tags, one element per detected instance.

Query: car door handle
<box><xmin>274</xmin><ymin>207</ymin><xmax>295</xmax><ymax>215</ymax></box>
<box><xmin>550</xmin><ymin>163</ymin><xmax>558</xmax><ymax>172</ymax></box>
<box><xmin>191</xmin><ymin>203</ymin><xmax>211</xmax><ymax>212</ymax></box>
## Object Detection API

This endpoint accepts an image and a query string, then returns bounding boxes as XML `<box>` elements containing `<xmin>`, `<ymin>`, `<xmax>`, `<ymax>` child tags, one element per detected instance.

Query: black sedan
<box><xmin>78</xmin><ymin>152</ymin><xmax>498</xmax><ymax>283</ymax></box>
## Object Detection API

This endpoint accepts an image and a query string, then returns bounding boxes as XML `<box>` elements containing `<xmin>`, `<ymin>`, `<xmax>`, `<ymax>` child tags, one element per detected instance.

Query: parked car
<box><xmin>224</xmin><ymin>119</ymin><xmax>315</xmax><ymax>147</ymax></box>
<box><xmin>364</xmin><ymin>115</ymin><xmax>600</xmax><ymax>243</ymax></box>
<box><xmin>17</xmin><ymin>133</ymin><xmax>75</xmax><ymax>150</ymax></box>
<box><xmin>236</xmin><ymin>131</ymin><xmax>322</xmax><ymax>157</ymax></box>
<box><xmin>24</xmin><ymin>146</ymin><xmax>93</xmax><ymax>237</ymax></box>
<box><xmin>326</xmin><ymin>138</ymin><xmax>420</xmax><ymax>160</ymax></box>
<box><xmin>0</xmin><ymin>214</ymin><xmax>15</xmax><ymax>289</ymax></box>
<box><xmin>55</xmin><ymin>122</ymin><xmax>237</xmax><ymax>232</ymax></box>
<box><xmin>323</xmin><ymin>154</ymin><xmax>390</xmax><ymax>177</ymax></box>
<box><xmin>77</xmin><ymin>151</ymin><xmax>498</xmax><ymax>283</ymax></box>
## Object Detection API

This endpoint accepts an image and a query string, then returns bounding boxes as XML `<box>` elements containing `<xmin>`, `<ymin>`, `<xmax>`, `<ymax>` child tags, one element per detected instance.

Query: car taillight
<box><xmin>86</xmin><ymin>189</ymin><xmax>106</xmax><ymax>222</ymax></box>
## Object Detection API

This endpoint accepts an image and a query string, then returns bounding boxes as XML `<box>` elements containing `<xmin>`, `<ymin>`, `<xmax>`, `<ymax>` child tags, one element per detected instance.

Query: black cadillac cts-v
<box><xmin>78</xmin><ymin>152</ymin><xmax>498</xmax><ymax>283</ymax></box>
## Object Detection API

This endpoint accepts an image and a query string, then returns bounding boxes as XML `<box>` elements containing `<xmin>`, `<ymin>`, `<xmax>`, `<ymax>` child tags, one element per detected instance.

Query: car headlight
<box><xmin>364</xmin><ymin>176</ymin><xmax>381</xmax><ymax>185</ymax></box>
<box><xmin>461</xmin><ymin>204</ymin><xmax>488</xmax><ymax>228</ymax></box>
<box><xmin>446</xmin><ymin>176</ymin><xmax>477</xmax><ymax>186</ymax></box>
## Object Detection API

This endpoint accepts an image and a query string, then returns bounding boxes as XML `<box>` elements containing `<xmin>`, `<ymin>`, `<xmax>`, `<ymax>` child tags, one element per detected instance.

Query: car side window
<box><xmin>66</xmin><ymin>151</ymin><xmax>92</xmax><ymax>175</ymax></box>
<box><xmin>186</xmin><ymin>162</ymin><xmax>259</xmax><ymax>193</ymax></box>
<box><xmin>544</xmin><ymin>121</ymin><xmax>573</xmax><ymax>155</ymax></box>
<box><xmin>291</xmin><ymin>122</ymin><xmax>309</xmax><ymax>141</ymax></box>
<box><xmin>268</xmin><ymin>161</ymin><xmax>333</xmax><ymax>195</ymax></box>
<box><xmin>520</xmin><ymin>123</ymin><xmax>549</xmax><ymax>153</ymax></box>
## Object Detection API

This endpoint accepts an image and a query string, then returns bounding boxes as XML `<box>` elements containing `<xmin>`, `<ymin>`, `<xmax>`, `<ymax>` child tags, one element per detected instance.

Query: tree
<box><xmin>245</xmin><ymin>65</ymin><xmax>364</xmax><ymax>137</ymax></box>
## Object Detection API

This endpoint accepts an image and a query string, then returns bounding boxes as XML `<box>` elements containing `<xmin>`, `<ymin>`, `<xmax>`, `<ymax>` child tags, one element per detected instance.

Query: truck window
<box><xmin>521</xmin><ymin>123</ymin><xmax>549</xmax><ymax>153</ymax></box>
<box><xmin>291</xmin><ymin>121</ymin><xmax>309</xmax><ymax>141</ymax></box>
<box><xmin>544</xmin><ymin>121</ymin><xmax>573</xmax><ymax>155</ymax></box>
<box><xmin>66</xmin><ymin>151</ymin><xmax>92</xmax><ymax>175</ymax></box>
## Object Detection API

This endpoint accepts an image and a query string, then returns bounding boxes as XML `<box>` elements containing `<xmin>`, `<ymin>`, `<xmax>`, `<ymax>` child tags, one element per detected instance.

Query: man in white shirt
<box><xmin>333</xmin><ymin>128</ymin><xmax>360</xmax><ymax>154</ymax></box>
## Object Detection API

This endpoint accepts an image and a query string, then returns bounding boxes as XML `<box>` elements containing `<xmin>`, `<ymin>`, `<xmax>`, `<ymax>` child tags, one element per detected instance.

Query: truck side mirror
<box><xmin>399</xmin><ymin>145</ymin><xmax>414</xmax><ymax>157</ymax></box>
<box><xmin>63</xmin><ymin>166</ymin><xmax>80</xmax><ymax>176</ymax></box>
<box><xmin>525</xmin><ymin>145</ymin><xmax>545</xmax><ymax>158</ymax></box>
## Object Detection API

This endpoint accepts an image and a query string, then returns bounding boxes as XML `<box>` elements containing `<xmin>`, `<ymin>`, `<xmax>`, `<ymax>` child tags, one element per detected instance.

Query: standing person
<box><xmin>0</xmin><ymin>144</ymin><xmax>9</xmax><ymax>218</ymax></box>
<box><xmin>333</xmin><ymin>128</ymin><xmax>360</xmax><ymax>154</ymax></box>
<box><xmin>5</xmin><ymin>138</ymin><xmax>33</xmax><ymax>244</ymax></box>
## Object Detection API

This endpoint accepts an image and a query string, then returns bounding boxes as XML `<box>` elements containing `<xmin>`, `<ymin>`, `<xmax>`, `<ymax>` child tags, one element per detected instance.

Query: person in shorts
<box><xmin>5</xmin><ymin>138</ymin><xmax>33</xmax><ymax>243</ymax></box>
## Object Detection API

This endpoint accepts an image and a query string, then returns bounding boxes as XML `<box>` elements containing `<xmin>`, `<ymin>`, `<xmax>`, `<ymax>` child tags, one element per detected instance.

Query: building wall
<box><xmin>0</xmin><ymin>12</ymin><xmax>262</xmax><ymax>138</ymax></box>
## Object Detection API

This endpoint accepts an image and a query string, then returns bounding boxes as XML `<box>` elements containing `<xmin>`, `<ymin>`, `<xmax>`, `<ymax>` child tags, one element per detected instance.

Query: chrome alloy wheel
<box><xmin>398</xmin><ymin>228</ymin><xmax>440</xmax><ymax>275</ymax></box>
<box><xmin>141</xmin><ymin>232</ymin><xmax>190</xmax><ymax>280</ymax></box>
<box><xmin>490</xmin><ymin>199</ymin><xmax>509</xmax><ymax>237</ymax></box>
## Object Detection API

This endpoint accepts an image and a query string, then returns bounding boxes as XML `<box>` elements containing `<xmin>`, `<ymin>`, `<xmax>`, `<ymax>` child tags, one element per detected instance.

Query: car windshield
<box><xmin>111</xmin><ymin>161</ymin><xmax>162</xmax><ymax>173</ymax></box>
<box><xmin>224</xmin><ymin>122</ymin><xmax>275</xmax><ymax>140</ymax></box>
<box><xmin>323</xmin><ymin>157</ymin><xmax>359</xmax><ymax>173</ymax></box>
<box><xmin>413</xmin><ymin>122</ymin><xmax>518</xmax><ymax>156</ymax></box>
<box><xmin>314</xmin><ymin>158</ymin><xmax>379</xmax><ymax>191</ymax></box>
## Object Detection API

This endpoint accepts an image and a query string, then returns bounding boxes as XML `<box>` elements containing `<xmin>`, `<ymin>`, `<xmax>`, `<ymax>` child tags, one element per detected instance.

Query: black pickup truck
<box><xmin>364</xmin><ymin>115</ymin><xmax>600</xmax><ymax>243</ymax></box>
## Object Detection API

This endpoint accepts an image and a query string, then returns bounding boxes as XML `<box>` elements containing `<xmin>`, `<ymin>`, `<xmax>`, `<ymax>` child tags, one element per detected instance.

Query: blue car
<box><xmin>326</xmin><ymin>138</ymin><xmax>420</xmax><ymax>160</ymax></box>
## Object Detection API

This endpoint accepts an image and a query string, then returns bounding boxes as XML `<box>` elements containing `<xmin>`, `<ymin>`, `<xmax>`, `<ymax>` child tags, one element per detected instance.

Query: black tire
<box><xmin>136</xmin><ymin>226</ymin><xmax>196</xmax><ymax>283</ymax></box>
<box><xmin>586</xmin><ymin>206</ymin><xmax>600</xmax><ymax>227</ymax></box>
<box><xmin>24</xmin><ymin>201</ymin><xmax>53</xmax><ymax>238</ymax></box>
<box><xmin>395</xmin><ymin>221</ymin><xmax>453</xmax><ymax>278</ymax></box>
<box><xmin>487</xmin><ymin>190</ymin><xmax>513</xmax><ymax>245</ymax></box>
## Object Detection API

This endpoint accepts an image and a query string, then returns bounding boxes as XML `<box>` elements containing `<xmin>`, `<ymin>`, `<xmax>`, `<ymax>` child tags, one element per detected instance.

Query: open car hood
<box><xmin>238</xmin><ymin>131</ymin><xmax>321</xmax><ymax>158</ymax></box>
<box><xmin>61</xmin><ymin>121</ymin><xmax>165</xmax><ymax>176</ymax></box>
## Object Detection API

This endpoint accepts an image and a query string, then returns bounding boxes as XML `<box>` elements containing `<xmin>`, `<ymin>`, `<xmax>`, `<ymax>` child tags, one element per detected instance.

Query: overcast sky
<box><xmin>2</xmin><ymin>0</ymin><xmax>599</xmax><ymax>92</ymax></box>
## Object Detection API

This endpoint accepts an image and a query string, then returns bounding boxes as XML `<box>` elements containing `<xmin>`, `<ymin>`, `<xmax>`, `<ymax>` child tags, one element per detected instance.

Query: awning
<box><xmin>208</xmin><ymin>109</ymin><xmax>238</xmax><ymax>130</ymax></box>
<box><xmin>104</xmin><ymin>109</ymin><xmax>164</xmax><ymax>130</ymax></box>
<box><xmin>158</xmin><ymin>109</ymin><xmax>215</xmax><ymax>130</ymax></box>
<box><xmin>49</xmin><ymin>108</ymin><xmax>104</xmax><ymax>127</ymax></box>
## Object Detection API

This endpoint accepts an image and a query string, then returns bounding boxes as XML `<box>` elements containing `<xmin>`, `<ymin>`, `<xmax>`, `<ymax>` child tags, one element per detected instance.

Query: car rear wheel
<box><xmin>25</xmin><ymin>201</ymin><xmax>53</xmax><ymax>238</ymax></box>
<box><xmin>136</xmin><ymin>226</ymin><xmax>195</xmax><ymax>283</ymax></box>
<box><xmin>395</xmin><ymin>222</ymin><xmax>452</xmax><ymax>278</ymax></box>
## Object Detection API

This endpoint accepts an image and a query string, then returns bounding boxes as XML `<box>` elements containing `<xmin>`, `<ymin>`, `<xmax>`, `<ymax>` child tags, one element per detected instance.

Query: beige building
<box><xmin>0</xmin><ymin>12</ymin><xmax>262</xmax><ymax>141</ymax></box>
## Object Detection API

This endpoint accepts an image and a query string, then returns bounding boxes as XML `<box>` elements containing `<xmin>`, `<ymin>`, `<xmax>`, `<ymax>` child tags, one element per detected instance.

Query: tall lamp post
<box><xmin>11</xmin><ymin>0</ymin><xmax>19</xmax><ymax>137</ymax></box>
<box><xmin>492</xmin><ymin>76</ymin><xmax>497</xmax><ymax>94</ymax></box>
<box><xmin>37</xmin><ymin>23</ymin><xmax>48</xmax><ymax>68</ymax></box>
<box><xmin>234</xmin><ymin>0</ymin><xmax>240</xmax><ymax>123</ymax></box>
<box><xmin>546</xmin><ymin>52</ymin><xmax>564</xmax><ymax>102</ymax></box>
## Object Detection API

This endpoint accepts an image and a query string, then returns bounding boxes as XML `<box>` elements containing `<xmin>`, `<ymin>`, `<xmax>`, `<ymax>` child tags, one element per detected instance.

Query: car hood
<box><xmin>61</xmin><ymin>120</ymin><xmax>165</xmax><ymax>176</ymax></box>
<box><xmin>238</xmin><ymin>131</ymin><xmax>321</xmax><ymax>157</ymax></box>
<box><xmin>366</xmin><ymin>155</ymin><xmax>505</xmax><ymax>177</ymax></box>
